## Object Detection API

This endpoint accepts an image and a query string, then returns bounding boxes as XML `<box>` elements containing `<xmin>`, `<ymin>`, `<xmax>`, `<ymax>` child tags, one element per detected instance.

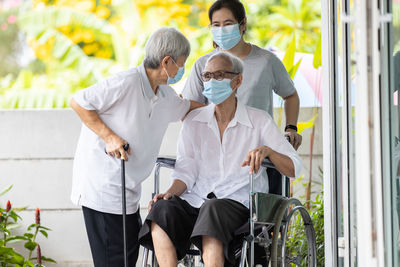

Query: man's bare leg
<box><xmin>151</xmin><ymin>222</ymin><xmax>177</xmax><ymax>267</ymax></box>
<box><xmin>202</xmin><ymin>235</ymin><xmax>224</xmax><ymax>267</ymax></box>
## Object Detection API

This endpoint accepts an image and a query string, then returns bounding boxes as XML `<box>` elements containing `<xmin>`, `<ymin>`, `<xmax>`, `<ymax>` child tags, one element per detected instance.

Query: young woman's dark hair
<box><xmin>208</xmin><ymin>0</ymin><xmax>246</xmax><ymax>26</ymax></box>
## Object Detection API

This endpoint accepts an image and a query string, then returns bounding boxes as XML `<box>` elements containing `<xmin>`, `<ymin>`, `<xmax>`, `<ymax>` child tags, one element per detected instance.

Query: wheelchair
<box><xmin>141</xmin><ymin>157</ymin><xmax>317</xmax><ymax>267</ymax></box>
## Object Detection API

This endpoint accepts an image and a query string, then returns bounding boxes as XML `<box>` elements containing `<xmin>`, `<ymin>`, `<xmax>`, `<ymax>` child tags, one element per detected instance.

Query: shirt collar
<box><xmin>192</xmin><ymin>100</ymin><xmax>253</xmax><ymax>129</ymax></box>
<box><xmin>234</xmin><ymin>100</ymin><xmax>253</xmax><ymax>128</ymax></box>
<box><xmin>138</xmin><ymin>64</ymin><xmax>156</xmax><ymax>100</ymax></box>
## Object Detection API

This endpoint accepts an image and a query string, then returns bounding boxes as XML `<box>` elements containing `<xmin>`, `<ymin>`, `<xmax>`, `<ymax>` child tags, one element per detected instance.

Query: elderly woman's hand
<box><xmin>285</xmin><ymin>130</ymin><xmax>302</xmax><ymax>150</ymax></box>
<box><xmin>105</xmin><ymin>134</ymin><xmax>131</xmax><ymax>161</ymax></box>
<box><xmin>148</xmin><ymin>192</ymin><xmax>173</xmax><ymax>211</ymax></box>
<box><xmin>241</xmin><ymin>146</ymin><xmax>272</xmax><ymax>174</ymax></box>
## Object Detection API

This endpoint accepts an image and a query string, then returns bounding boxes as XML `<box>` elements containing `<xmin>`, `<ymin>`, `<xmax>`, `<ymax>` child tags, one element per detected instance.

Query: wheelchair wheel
<box><xmin>270</xmin><ymin>198</ymin><xmax>317</xmax><ymax>267</ymax></box>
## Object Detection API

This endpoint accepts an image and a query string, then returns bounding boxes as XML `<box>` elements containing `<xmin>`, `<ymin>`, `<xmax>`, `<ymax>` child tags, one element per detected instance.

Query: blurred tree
<box><xmin>249</xmin><ymin>0</ymin><xmax>321</xmax><ymax>53</ymax></box>
<box><xmin>0</xmin><ymin>7</ymin><xmax>22</xmax><ymax>77</ymax></box>
<box><xmin>0</xmin><ymin>0</ymin><xmax>321</xmax><ymax>108</ymax></box>
<box><xmin>394</xmin><ymin>2</ymin><xmax>400</xmax><ymax>53</ymax></box>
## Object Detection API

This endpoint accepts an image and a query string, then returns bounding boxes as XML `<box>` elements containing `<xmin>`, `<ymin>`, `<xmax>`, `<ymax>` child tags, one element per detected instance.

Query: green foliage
<box><xmin>17</xmin><ymin>7</ymin><xmax>115</xmax><ymax>75</ymax></box>
<box><xmin>285</xmin><ymin>193</ymin><xmax>324</xmax><ymax>266</ymax></box>
<box><xmin>0</xmin><ymin>69</ymin><xmax>96</xmax><ymax>109</ymax></box>
<box><xmin>0</xmin><ymin>3</ymin><xmax>119</xmax><ymax>108</ymax></box>
<box><xmin>249</xmin><ymin>0</ymin><xmax>320</xmax><ymax>53</ymax></box>
<box><xmin>0</xmin><ymin>0</ymin><xmax>321</xmax><ymax>109</ymax></box>
<box><xmin>282</xmin><ymin>35</ymin><xmax>302</xmax><ymax>79</ymax></box>
<box><xmin>0</xmin><ymin>8</ymin><xmax>22</xmax><ymax>77</ymax></box>
<box><xmin>313</xmin><ymin>35</ymin><xmax>322</xmax><ymax>69</ymax></box>
<box><xmin>394</xmin><ymin>3</ymin><xmax>400</xmax><ymax>54</ymax></box>
<box><xmin>0</xmin><ymin>186</ymin><xmax>56</xmax><ymax>267</ymax></box>
<box><xmin>0</xmin><ymin>186</ymin><xmax>12</xmax><ymax>198</ymax></box>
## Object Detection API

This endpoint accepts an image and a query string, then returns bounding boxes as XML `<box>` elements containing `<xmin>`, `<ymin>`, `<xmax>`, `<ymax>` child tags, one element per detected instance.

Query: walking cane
<box><xmin>121</xmin><ymin>144</ymin><xmax>129</xmax><ymax>267</ymax></box>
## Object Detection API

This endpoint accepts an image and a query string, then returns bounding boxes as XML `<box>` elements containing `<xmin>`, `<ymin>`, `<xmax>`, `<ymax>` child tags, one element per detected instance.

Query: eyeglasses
<box><xmin>201</xmin><ymin>71</ymin><xmax>239</xmax><ymax>82</ymax></box>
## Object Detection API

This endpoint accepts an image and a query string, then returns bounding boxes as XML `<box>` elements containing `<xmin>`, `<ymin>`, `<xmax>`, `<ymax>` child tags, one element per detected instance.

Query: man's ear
<box><xmin>232</xmin><ymin>74</ymin><xmax>243</xmax><ymax>90</ymax></box>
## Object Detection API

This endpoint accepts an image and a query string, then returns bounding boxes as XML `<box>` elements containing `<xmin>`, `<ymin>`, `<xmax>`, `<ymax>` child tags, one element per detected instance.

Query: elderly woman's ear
<box><xmin>160</xmin><ymin>56</ymin><xmax>171</xmax><ymax>68</ymax></box>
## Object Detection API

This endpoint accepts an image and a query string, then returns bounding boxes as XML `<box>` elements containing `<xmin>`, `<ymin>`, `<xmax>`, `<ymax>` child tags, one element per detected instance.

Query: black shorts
<box><xmin>138</xmin><ymin>196</ymin><xmax>248</xmax><ymax>266</ymax></box>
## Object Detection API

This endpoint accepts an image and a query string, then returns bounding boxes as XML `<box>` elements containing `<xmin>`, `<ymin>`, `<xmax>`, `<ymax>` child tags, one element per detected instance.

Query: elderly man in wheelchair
<box><xmin>138</xmin><ymin>51</ymin><xmax>310</xmax><ymax>267</ymax></box>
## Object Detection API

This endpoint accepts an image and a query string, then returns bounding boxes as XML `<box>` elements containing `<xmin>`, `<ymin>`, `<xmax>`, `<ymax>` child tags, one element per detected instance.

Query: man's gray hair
<box><xmin>143</xmin><ymin>27</ymin><xmax>190</xmax><ymax>69</ymax></box>
<box><xmin>205</xmin><ymin>51</ymin><xmax>244</xmax><ymax>74</ymax></box>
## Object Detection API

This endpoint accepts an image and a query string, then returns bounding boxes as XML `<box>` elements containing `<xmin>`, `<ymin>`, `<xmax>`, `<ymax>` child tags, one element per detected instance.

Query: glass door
<box><xmin>334</xmin><ymin>0</ymin><xmax>357</xmax><ymax>265</ymax></box>
<box><xmin>383</xmin><ymin>0</ymin><xmax>400</xmax><ymax>265</ymax></box>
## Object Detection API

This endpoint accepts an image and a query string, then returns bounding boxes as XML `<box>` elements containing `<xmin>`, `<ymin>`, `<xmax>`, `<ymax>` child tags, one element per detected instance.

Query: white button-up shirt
<box><xmin>71</xmin><ymin>64</ymin><xmax>190</xmax><ymax>214</ymax></box>
<box><xmin>172</xmin><ymin>101</ymin><xmax>301</xmax><ymax>209</ymax></box>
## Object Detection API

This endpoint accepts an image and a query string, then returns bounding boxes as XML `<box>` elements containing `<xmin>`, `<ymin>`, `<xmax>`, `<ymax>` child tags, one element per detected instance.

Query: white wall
<box><xmin>0</xmin><ymin>108</ymin><xmax>322</xmax><ymax>266</ymax></box>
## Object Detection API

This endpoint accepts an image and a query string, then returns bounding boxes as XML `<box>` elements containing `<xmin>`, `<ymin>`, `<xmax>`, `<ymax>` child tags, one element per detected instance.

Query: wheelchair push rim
<box><xmin>270</xmin><ymin>198</ymin><xmax>317</xmax><ymax>267</ymax></box>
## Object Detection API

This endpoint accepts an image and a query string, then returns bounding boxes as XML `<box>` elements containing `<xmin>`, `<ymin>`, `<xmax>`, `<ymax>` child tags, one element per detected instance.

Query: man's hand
<box><xmin>284</xmin><ymin>130</ymin><xmax>302</xmax><ymax>150</ymax></box>
<box><xmin>241</xmin><ymin>146</ymin><xmax>272</xmax><ymax>174</ymax></box>
<box><xmin>148</xmin><ymin>192</ymin><xmax>173</xmax><ymax>211</ymax></box>
<box><xmin>105</xmin><ymin>134</ymin><xmax>131</xmax><ymax>161</ymax></box>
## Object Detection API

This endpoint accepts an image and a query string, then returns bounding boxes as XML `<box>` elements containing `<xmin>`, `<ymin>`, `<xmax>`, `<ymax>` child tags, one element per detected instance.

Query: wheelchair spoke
<box><xmin>245</xmin><ymin>196</ymin><xmax>316</xmax><ymax>267</ymax></box>
<box><xmin>277</xmin><ymin>203</ymin><xmax>317</xmax><ymax>267</ymax></box>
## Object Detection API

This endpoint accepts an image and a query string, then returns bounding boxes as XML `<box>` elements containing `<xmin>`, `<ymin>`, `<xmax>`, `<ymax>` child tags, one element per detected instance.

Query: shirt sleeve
<box><xmin>261</xmin><ymin>115</ymin><xmax>302</xmax><ymax>179</ymax></box>
<box><xmin>182</xmin><ymin>58</ymin><xmax>208</xmax><ymax>104</ymax></box>
<box><xmin>72</xmin><ymin>76</ymin><xmax>125</xmax><ymax>113</ymax></box>
<box><xmin>270</xmin><ymin>54</ymin><xmax>297</xmax><ymax>99</ymax></box>
<box><xmin>171</xmin><ymin>118</ymin><xmax>198</xmax><ymax>190</ymax></box>
<box><xmin>163</xmin><ymin>86</ymin><xmax>190</xmax><ymax>122</ymax></box>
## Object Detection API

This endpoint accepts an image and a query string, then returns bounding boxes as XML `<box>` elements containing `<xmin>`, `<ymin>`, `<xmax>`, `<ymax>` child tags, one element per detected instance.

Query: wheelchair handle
<box><xmin>156</xmin><ymin>157</ymin><xmax>275</xmax><ymax>169</ymax></box>
<box><xmin>156</xmin><ymin>157</ymin><xmax>176</xmax><ymax>168</ymax></box>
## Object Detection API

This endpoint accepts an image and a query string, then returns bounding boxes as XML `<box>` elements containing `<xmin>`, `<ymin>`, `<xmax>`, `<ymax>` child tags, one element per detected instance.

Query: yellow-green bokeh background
<box><xmin>0</xmin><ymin>0</ymin><xmax>321</xmax><ymax>108</ymax></box>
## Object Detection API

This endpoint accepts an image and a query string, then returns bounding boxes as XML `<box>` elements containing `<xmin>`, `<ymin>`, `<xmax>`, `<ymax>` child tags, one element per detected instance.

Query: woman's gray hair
<box><xmin>205</xmin><ymin>51</ymin><xmax>244</xmax><ymax>74</ymax></box>
<box><xmin>143</xmin><ymin>27</ymin><xmax>191</xmax><ymax>69</ymax></box>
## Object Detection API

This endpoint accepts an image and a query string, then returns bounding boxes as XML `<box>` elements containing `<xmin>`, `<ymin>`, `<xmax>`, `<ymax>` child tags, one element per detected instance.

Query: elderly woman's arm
<box><xmin>70</xmin><ymin>98</ymin><xmax>131</xmax><ymax>160</ymax></box>
<box><xmin>241</xmin><ymin>146</ymin><xmax>295</xmax><ymax>177</ymax></box>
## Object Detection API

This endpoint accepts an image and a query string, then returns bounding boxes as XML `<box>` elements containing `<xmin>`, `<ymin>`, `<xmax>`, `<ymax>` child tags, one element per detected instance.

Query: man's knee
<box><xmin>200</xmin><ymin>198</ymin><xmax>226</xmax><ymax>213</ymax></box>
<box><xmin>150</xmin><ymin>221</ymin><xmax>163</xmax><ymax>234</ymax></box>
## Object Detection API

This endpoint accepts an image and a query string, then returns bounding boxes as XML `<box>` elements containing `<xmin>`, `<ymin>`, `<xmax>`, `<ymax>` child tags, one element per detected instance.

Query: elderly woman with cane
<box><xmin>70</xmin><ymin>27</ymin><xmax>203</xmax><ymax>267</ymax></box>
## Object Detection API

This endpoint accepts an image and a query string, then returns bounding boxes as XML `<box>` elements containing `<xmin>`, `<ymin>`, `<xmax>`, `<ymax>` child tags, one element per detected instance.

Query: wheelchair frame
<box><xmin>141</xmin><ymin>157</ymin><xmax>317</xmax><ymax>267</ymax></box>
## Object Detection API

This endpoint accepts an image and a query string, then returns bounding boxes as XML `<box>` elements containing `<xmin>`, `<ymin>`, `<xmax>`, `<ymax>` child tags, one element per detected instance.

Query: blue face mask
<box><xmin>164</xmin><ymin>58</ymin><xmax>185</xmax><ymax>85</ymax></box>
<box><xmin>202</xmin><ymin>78</ymin><xmax>233</xmax><ymax>104</ymax></box>
<box><xmin>211</xmin><ymin>24</ymin><xmax>242</xmax><ymax>50</ymax></box>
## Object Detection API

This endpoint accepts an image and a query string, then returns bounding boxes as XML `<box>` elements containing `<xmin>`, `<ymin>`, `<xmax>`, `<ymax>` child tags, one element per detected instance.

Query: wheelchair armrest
<box><xmin>156</xmin><ymin>157</ymin><xmax>273</xmax><ymax>169</ymax></box>
<box><xmin>156</xmin><ymin>157</ymin><xmax>176</xmax><ymax>169</ymax></box>
<box><xmin>261</xmin><ymin>158</ymin><xmax>275</xmax><ymax>169</ymax></box>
